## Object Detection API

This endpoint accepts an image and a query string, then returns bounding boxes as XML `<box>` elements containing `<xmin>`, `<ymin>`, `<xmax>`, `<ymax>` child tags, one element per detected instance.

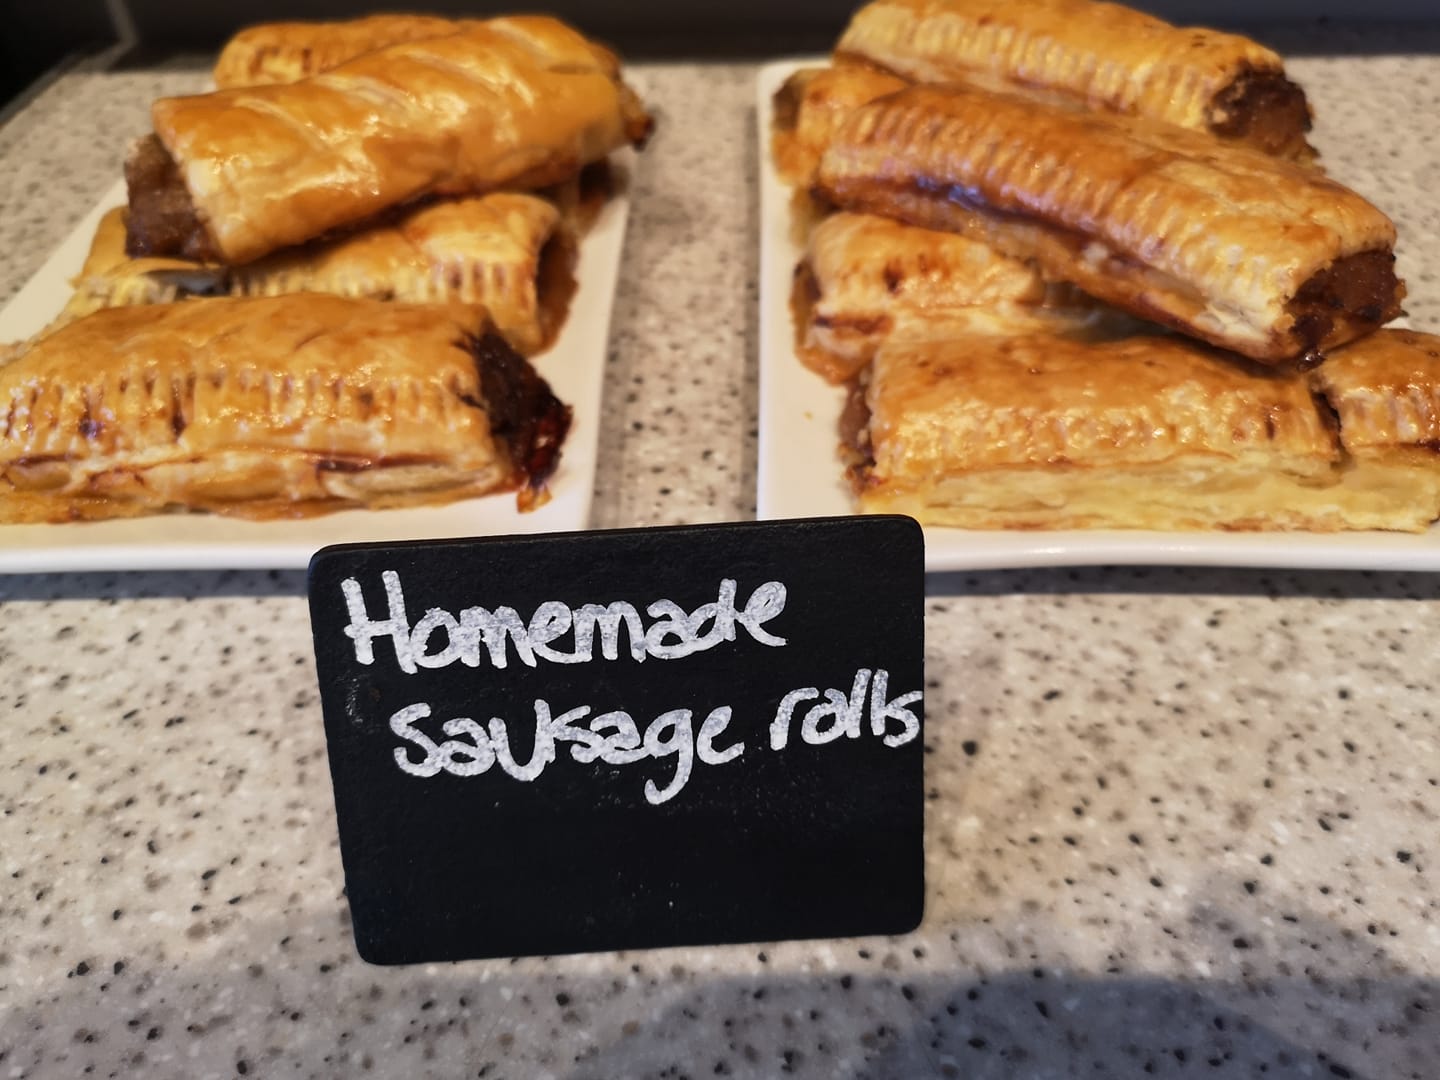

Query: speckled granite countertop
<box><xmin>3</xmin><ymin>31</ymin><xmax>1440</xmax><ymax>1080</ymax></box>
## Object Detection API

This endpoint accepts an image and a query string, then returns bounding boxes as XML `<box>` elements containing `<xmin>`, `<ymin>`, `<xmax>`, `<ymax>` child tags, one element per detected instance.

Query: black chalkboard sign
<box><xmin>307</xmin><ymin>517</ymin><xmax>925</xmax><ymax>964</ymax></box>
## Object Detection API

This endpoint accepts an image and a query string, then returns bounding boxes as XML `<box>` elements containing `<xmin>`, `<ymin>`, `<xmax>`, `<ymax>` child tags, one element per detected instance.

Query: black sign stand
<box><xmin>308</xmin><ymin>516</ymin><xmax>925</xmax><ymax>964</ymax></box>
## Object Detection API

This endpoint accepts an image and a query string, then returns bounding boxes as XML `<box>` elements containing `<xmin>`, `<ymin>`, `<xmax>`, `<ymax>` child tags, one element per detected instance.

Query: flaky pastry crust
<box><xmin>853</xmin><ymin>333</ymin><xmax>1334</xmax><ymax>530</ymax></box>
<box><xmin>1301</xmin><ymin>329</ymin><xmax>1440</xmax><ymax>528</ymax></box>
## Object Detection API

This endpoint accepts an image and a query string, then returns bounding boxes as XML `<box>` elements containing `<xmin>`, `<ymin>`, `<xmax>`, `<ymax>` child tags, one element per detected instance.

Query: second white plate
<box><xmin>754</xmin><ymin>59</ymin><xmax>1440</xmax><ymax>572</ymax></box>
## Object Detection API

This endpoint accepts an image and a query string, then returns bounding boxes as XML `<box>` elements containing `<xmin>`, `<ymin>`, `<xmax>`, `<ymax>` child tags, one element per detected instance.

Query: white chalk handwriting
<box><xmin>383</xmin><ymin>668</ymin><xmax>919</xmax><ymax>805</ymax></box>
<box><xmin>341</xmin><ymin>572</ymin><xmax>787</xmax><ymax>675</ymax></box>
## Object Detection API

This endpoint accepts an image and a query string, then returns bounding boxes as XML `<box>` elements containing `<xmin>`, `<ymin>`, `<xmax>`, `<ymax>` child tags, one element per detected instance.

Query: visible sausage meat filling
<box><xmin>123</xmin><ymin>135</ymin><xmax>220</xmax><ymax>262</ymax></box>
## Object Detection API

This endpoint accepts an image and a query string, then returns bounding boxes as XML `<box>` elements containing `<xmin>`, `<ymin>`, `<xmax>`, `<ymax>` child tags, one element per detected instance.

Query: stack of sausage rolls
<box><xmin>0</xmin><ymin>14</ymin><xmax>651</xmax><ymax>523</ymax></box>
<box><xmin>775</xmin><ymin>0</ymin><xmax>1440</xmax><ymax>532</ymax></box>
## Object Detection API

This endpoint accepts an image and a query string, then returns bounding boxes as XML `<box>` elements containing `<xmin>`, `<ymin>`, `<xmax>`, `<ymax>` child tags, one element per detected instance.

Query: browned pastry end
<box><xmin>835</xmin><ymin>0</ymin><xmax>1316</xmax><ymax>160</ymax></box>
<box><xmin>0</xmin><ymin>296</ymin><xmax>570</xmax><ymax>522</ymax></box>
<box><xmin>129</xmin><ymin>18</ymin><xmax>651</xmax><ymax>265</ymax></box>
<box><xmin>816</xmin><ymin>84</ymin><xmax>1403</xmax><ymax>364</ymax></box>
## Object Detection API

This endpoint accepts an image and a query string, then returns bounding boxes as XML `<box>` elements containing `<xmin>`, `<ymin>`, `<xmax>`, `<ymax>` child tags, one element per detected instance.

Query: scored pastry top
<box><xmin>3</xmin><ymin>296</ymin><xmax>494</xmax><ymax>466</ymax></box>
<box><xmin>214</xmin><ymin>14</ymin><xmax>628</xmax><ymax>89</ymax></box>
<box><xmin>225</xmin><ymin>194</ymin><xmax>572</xmax><ymax>355</ymax></box>
<box><xmin>805</xmin><ymin>211</ymin><xmax>1051</xmax><ymax>311</ymax></box>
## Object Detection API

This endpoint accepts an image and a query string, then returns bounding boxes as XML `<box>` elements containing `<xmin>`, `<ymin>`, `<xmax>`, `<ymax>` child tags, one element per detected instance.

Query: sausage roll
<box><xmin>836</xmin><ymin>0</ymin><xmax>1315</xmax><ymax>160</ymax></box>
<box><xmin>71</xmin><ymin>194</ymin><xmax>576</xmax><ymax>357</ymax></box>
<box><xmin>1307</xmin><ymin>329</ymin><xmax>1440</xmax><ymax>530</ymax></box>
<box><xmin>817</xmin><ymin>84</ymin><xmax>1403</xmax><ymax>365</ymax></box>
<box><xmin>793</xmin><ymin>212</ymin><xmax>1119</xmax><ymax>383</ymax></box>
<box><xmin>772</xmin><ymin>65</ymin><xmax>907</xmax><ymax>187</ymax></box>
<box><xmin>850</xmin><ymin>329</ymin><xmax>1440</xmax><ymax>533</ymax></box>
<box><xmin>0</xmin><ymin>296</ymin><xmax>570</xmax><ymax>523</ymax></box>
<box><xmin>127</xmin><ymin>19</ymin><xmax>651</xmax><ymax>265</ymax></box>
<box><xmin>213</xmin><ymin>13</ymin><xmax>463</xmax><ymax>88</ymax></box>
<box><xmin>848</xmin><ymin>333</ymin><xmax>1339</xmax><ymax>531</ymax></box>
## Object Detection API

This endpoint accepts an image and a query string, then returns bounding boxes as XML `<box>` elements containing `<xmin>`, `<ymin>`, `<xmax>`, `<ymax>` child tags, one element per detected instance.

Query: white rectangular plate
<box><xmin>755</xmin><ymin>59</ymin><xmax>1440</xmax><ymax>572</ymax></box>
<box><xmin>0</xmin><ymin>154</ymin><xmax>634</xmax><ymax>573</ymax></box>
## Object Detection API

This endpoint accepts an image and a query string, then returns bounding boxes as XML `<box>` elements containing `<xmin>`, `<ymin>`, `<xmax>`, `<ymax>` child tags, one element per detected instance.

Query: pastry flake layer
<box><xmin>836</xmin><ymin>0</ymin><xmax>1315</xmax><ymax>159</ymax></box>
<box><xmin>816</xmin><ymin>83</ymin><xmax>1403</xmax><ymax>364</ymax></box>
<box><xmin>0</xmin><ymin>296</ymin><xmax>570</xmax><ymax>522</ymax></box>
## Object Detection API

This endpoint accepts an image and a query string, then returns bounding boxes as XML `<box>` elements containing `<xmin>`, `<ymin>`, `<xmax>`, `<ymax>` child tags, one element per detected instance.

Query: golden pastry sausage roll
<box><xmin>794</xmin><ymin>212</ymin><xmax>1116</xmax><ymax>383</ymax></box>
<box><xmin>772</xmin><ymin>65</ymin><xmax>907</xmax><ymax>186</ymax></box>
<box><xmin>213</xmin><ymin>13</ymin><xmax>463</xmax><ymax>88</ymax></box>
<box><xmin>126</xmin><ymin>18</ymin><xmax>651</xmax><ymax>265</ymax></box>
<box><xmin>66</xmin><ymin>197</ymin><xmax>576</xmax><ymax>356</ymax></box>
<box><xmin>0</xmin><ymin>296</ymin><xmax>570</xmax><ymax>523</ymax></box>
<box><xmin>817</xmin><ymin>84</ymin><xmax>1404</xmax><ymax>365</ymax></box>
<box><xmin>850</xmin><ymin>330</ymin><xmax>1440</xmax><ymax>533</ymax></box>
<box><xmin>848</xmin><ymin>333</ymin><xmax>1339</xmax><ymax>531</ymax></box>
<box><xmin>836</xmin><ymin>0</ymin><xmax>1315</xmax><ymax>160</ymax></box>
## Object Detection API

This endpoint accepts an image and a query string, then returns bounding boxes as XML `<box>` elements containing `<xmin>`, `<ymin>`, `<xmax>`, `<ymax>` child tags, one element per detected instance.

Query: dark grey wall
<box><xmin>0</xmin><ymin>0</ymin><xmax>115</xmax><ymax>102</ymax></box>
<box><xmin>118</xmin><ymin>0</ymin><xmax>1440</xmax><ymax>56</ymax></box>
